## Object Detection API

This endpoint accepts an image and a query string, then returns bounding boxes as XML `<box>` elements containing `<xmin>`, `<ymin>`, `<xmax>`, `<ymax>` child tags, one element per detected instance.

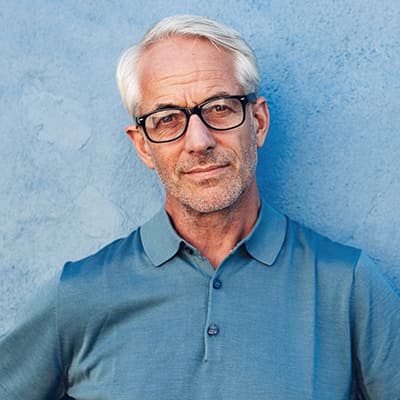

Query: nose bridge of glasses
<box><xmin>184</xmin><ymin>104</ymin><xmax>207</xmax><ymax>126</ymax></box>
<box><xmin>185</xmin><ymin>104</ymin><xmax>202</xmax><ymax>117</ymax></box>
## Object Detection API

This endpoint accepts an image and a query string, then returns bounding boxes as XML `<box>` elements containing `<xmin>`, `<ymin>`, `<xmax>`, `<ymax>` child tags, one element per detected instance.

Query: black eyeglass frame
<box><xmin>135</xmin><ymin>93</ymin><xmax>257</xmax><ymax>143</ymax></box>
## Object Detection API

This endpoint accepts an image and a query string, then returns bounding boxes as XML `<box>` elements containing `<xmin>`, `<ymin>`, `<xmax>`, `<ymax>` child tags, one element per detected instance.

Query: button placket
<box><xmin>203</xmin><ymin>272</ymin><xmax>227</xmax><ymax>361</ymax></box>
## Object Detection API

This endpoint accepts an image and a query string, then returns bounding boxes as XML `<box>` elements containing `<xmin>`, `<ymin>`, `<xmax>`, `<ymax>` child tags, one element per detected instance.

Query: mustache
<box><xmin>177</xmin><ymin>152</ymin><xmax>232</xmax><ymax>173</ymax></box>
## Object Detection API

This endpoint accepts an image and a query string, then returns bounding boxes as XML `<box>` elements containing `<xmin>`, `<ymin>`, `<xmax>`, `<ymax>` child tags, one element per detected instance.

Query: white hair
<box><xmin>116</xmin><ymin>15</ymin><xmax>260</xmax><ymax>119</ymax></box>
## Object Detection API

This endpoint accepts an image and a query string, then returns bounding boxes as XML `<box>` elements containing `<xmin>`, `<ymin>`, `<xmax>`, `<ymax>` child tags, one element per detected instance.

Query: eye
<box><xmin>210</xmin><ymin>100</ymin><xmax>235</xmax><ymax>113</ymax></box>
<box><xmin>203</xmin><ymin>101</ymin><xmax>235</xmax><ymax>118</ymax></box>
<box><xmin>160</xmin><ymin>114</ymin><xmax>174</xmax><ymax>123</ymax></box>
<box><xmin>212</xmin><ymin>104</ymin><xmax>228</xmax><ymax>112</ymax></box>
<box><xmin>150</xmin><ymin>111</ymin><xmax>182</xmax><ymax>129</ymax></box>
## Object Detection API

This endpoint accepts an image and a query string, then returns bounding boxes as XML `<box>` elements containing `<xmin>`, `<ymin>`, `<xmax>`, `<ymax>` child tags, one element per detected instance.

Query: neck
<box><xmin>165</xmin><ymin>183</ymin><xmax>261</xmax><ymax>269</ymax></box>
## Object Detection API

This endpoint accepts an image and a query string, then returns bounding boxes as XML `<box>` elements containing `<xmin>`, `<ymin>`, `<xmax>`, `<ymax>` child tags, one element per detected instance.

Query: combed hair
<box><xmin>116</xmin><ymin>15</ymin><xmax>260</xmax><ymax>119</ymax></box>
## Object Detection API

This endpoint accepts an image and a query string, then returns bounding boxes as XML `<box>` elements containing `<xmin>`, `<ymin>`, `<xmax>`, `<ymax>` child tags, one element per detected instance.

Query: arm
<box><xmin>0</xmin><ymin>275</ymin><xmax>66</xmax><ymax>399</ymax></box>
<box><xmin>352</xmin><ymin>253</ymin><xmax>400</xmax><ymax>398</ymax></box>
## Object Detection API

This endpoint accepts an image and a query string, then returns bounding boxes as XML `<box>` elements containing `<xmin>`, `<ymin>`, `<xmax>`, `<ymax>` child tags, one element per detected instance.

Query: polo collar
<box><xmin>140</xmin><ymin>200</ymin><xmax>287</xmax><ymax>268</ymax></box>
<box><xmin>140</xmin><ymin>208</ymin><xmax>183</xmax><ymax>267</ymax></box>
<box><xmin>243</xmin><ymin>200</ymin><xmax>288</xmax><ymax>266</ymax></box>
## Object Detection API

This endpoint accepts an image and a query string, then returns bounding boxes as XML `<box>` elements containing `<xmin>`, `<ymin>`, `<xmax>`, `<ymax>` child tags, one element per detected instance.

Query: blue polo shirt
<box><xmin>1</xmin><ymin>202</ymin><xmax>399</xmax><ymax>399</ymax></box>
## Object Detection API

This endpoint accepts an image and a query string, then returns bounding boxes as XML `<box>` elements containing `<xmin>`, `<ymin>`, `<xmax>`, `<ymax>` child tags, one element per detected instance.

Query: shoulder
<box><xmin>56</xmin><ymin>225</ymin><xmax>148</xmax><ymax>317</ymax></box>
<box><xmin>284</xmin><ymin>214</ymin><xmax>400</xmax><ymax>301</ymax></box>
<box><xmin>352</xmin><ymin>252</ymin><xmax>400</xmax><ymax>305</ymax></box>
<box><xmin>61</xmin><ymin>227</ymin><xmax>142</xmax><ymax>281</ymax></box>
<box><xmin>53</xmin><ymin>223</ymin><xmax>154</xmax><ymax>347</ymax></box>
<box><xmin>285</xmin><ymin>216</ymin><xmax>362</xmax><ymax>272</ymax></box>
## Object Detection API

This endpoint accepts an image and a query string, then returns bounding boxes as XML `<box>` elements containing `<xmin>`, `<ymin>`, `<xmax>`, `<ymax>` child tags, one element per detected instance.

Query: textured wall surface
<box><xmin>1</xmin><ymin>0</ymin><xmax>399</xmax><ymax>333</ymax></box>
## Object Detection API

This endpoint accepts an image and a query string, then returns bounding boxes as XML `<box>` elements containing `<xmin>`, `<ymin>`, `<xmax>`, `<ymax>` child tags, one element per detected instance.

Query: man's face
<box><xmin>127</xmin><ymin>36</ymin><xmax>269</xmax><ymax>215</ymax></box>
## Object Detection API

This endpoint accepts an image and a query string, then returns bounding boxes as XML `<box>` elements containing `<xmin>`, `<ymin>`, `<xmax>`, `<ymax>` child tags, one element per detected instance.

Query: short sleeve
<box><xmin>351</xmin><ymin>252</ymin><xmax>400</xmax><ymax>399</ymax></box>
<box><xmin>0</xmin><ymin>275</ymin><xmax>66</xmax><ymax>399</ymax></box>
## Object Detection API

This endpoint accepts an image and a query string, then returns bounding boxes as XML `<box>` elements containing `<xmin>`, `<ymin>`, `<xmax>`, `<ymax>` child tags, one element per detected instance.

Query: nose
<box><xmin>183</xmin><ymin>114</ymin><xmax>216</xmax><ymax>154</ymax></box>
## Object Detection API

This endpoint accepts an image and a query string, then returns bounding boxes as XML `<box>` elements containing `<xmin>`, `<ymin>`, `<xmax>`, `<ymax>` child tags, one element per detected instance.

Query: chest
<box><xmin>65</xmin><ymin>262</ymin><xmax>355</xmax><ymax>399</ymax></box>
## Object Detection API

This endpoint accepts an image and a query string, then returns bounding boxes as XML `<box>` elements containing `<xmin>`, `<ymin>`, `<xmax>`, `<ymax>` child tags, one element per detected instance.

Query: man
<box><xmin>1</xmin><ymin>15</ymin><xmax>399</xmax><ymax>400</ymax></box>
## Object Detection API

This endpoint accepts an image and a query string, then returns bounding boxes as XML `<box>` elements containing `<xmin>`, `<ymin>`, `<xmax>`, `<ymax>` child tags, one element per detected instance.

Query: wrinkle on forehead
<box><xmin>136</xmin><ymin>37</ymin><xmax>241</xmax><ymax>112</ymax></box>
<box><xmin>139</xmin><ymin>37</ymin><xmax>230</xmax><ymax>80</ymax></box>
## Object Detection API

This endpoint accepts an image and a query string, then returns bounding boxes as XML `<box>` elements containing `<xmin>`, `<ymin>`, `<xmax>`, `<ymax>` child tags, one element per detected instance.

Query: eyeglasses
<box><xmin>135</xmin><ymin>93</ymin><xmax>257</xmax><ymax>143</ymax></box>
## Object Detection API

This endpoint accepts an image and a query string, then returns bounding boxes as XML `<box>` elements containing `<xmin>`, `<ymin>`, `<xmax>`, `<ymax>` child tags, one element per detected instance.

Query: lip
<box><xmin>183</xmin><ymin>164</ymin><xmax>229</xmax><ymax>178</ymax></box>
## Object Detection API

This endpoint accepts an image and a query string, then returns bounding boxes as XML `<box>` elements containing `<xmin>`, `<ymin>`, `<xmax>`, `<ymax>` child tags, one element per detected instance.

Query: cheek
<box><xmin>149</xmin><ymin>151</ymin><xmax>177</xmax><ymax>179</ymax></box>
<box><xmin>236</xmin><ymin>127</ymin><xmax>258</xmax><ymax>161</ymax></box>
<box><xmin>239</xmin><ymin>131</ymin><xmax>259</xmax><ymax>172</ymax></box>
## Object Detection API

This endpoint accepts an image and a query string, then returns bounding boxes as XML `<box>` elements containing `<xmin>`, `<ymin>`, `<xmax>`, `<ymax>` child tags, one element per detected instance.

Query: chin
<box><xmin>180</xmin><ymin>187</ymin><xmax>248</xmax><ymax>215</ymax></box>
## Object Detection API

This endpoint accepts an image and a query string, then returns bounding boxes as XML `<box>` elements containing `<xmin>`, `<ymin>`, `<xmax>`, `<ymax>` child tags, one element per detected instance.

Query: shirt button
<box><xmin>213</xmin><ymin>279</ymin><xmax>222</xmax><ymax>289</ymax></box>
<box><xmin>185</xmin><ymin>247</ymin><xmax>194</xmax><ymax>255</ymax></box>
<box><xmin>207</xmin><ymin>324</ymin><xmax>219</xmax><ymax>336</ymax></box>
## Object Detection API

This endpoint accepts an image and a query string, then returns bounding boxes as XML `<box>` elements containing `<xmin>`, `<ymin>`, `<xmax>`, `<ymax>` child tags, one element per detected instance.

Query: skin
<box><xmin>126</xmin><ymin>36</ymin><xmax>270</xmax><ymax>268</ymax></box>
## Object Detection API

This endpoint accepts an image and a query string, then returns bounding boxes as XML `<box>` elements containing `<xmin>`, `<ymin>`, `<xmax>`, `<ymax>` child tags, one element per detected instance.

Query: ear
<box><xmin>125</xmin><ymin>125</ymin><xmax>155</xmax><ymax>170</ymax></box>
<box><xmin>251</xmin><ymin>96</ymin><xmax>270</xmax><ymax>148</ymax></box>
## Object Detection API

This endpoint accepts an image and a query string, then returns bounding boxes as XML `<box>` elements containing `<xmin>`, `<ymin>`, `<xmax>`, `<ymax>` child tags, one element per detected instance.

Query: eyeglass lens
<box><xmin>145</xmin><ymin>97</ymin><xmax>244</xmax><ymax>142</ymax></box>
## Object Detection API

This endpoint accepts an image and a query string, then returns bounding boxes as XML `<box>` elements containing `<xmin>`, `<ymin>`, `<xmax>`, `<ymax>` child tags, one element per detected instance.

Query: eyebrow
<box><xmin>149</xmin><ymin>91</ymin><xmax>233</xmax><ymax>113</ymax></box>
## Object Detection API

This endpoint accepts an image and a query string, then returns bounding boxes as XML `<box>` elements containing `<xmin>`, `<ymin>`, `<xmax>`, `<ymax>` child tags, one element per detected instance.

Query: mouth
<box><xmin>183</xmin><ymin>164</ymin><xmax>230</xmax><ymax>179</ymax></box>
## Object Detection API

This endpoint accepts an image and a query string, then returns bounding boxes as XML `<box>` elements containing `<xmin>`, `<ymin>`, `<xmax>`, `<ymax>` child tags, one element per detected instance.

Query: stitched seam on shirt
<box><xmin>351</xmin><ymin>251</ymin><xmax>375</xmax><ymax>399</ymax></box>
<box><xmin>56</xmin><ymin>265</ymin><xmax>68</xmax><ymax>391</ymax></box>
<box><xmin>203</xmin><ymin>279</ymin><xmax>214</xmax><ymax>362</ymax></box>
<box><xmin>350</xmin><ymin>255</ymin><xmax>361</xmax><ymax>395</ymax></box>
<box><xmin>0</xmin><ymin>382</ymin><xmax>24</xmax><ymax>400</ymax></box>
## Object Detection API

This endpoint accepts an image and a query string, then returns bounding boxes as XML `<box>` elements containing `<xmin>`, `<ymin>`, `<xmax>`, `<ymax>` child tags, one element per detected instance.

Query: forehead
<box><xmin>136</xmin><ymin>36</ymin><xmax>241</xmax><ymax>112</ymax></box>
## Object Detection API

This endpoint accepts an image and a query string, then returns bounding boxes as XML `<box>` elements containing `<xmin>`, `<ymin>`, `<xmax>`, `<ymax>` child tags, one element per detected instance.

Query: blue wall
<box><xmin>1</xmin><ymin>0</ymin><xmax>399</xmax><ymax>332</ymax></box>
